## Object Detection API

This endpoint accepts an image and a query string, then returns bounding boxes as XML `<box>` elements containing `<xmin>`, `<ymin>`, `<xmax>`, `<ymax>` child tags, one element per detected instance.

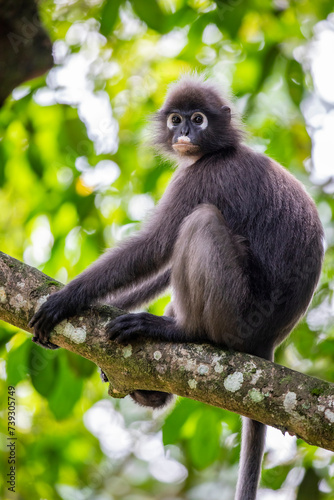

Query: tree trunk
<box><xmin>0</xmin><ymin>0</ymin><xmax>53</xmax><ymax>106</ymax></box>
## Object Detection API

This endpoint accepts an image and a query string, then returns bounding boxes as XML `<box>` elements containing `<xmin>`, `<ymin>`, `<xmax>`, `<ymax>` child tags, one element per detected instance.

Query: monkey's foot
<box><xmin>106</xmin><ymin>312</ymin><xmax>176</xmax><ymax>343</ymax></box>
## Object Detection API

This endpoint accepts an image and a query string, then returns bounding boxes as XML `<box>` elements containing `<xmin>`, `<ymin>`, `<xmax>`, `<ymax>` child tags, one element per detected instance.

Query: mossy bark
<box><xmin>0</xmin><ymin>251</ymin><xmax>333</xmax><ymax>451</ymax></box>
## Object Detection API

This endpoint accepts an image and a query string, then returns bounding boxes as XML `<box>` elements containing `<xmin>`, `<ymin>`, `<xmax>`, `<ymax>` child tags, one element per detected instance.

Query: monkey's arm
<box><xmin>109</xmin><ymin>269</ymin><xmax>171</xmax><ymax>310</ymax></box>
<box><xmin>30</xmin><ymin>233</ymin><xmax>173</xmax><ymax>345</ymax></box>
<box><xmin>30</xmin><ymin>172</ymin><xmax>195</xmax><ymax>345</ymax></box>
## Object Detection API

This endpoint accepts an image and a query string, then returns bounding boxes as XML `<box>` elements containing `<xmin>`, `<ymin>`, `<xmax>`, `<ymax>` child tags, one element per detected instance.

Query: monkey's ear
<box><xmin>221</xmin><ymin>105</ymin><xmax>231</xmax><ymax>121</ymax></box>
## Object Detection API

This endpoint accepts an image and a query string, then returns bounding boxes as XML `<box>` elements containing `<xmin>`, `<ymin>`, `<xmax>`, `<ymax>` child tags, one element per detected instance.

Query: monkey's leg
<box><xmin>107</xmin><ymin>312</ymin><xmax>182</xmax><ymax>343</ymax></box>
<box><xmin>108</xmin><ymin>203</ymin><xmax>249</xmax><ymax>345</ymax></box>
<box><xmin>171</xmin><ymin>203</ymin><xmax>250</xmax><ymax>347</ymax></box>
<box><xmin>110</xmin><ymin>269</ymin><xmax>171</xmax><ymax>310</ymax></box>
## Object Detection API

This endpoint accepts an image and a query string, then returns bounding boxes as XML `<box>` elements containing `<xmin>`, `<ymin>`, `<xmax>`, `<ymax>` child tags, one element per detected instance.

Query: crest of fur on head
<box><xmin>152</xmin><ymin>73</ymin><xmax>244</xmax><ymax>162</ymax></box>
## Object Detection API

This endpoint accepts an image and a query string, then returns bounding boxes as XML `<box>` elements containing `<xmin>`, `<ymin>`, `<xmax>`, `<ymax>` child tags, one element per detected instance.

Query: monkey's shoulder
<box><xmin>212</xmin><ymin>146</ymin><xmax>315</xmax><ymax>207</ymax></box>
<box><xmin>163</xmin><ymin>146</ymin><xmax>321</xmax><ymax>233</ymax></box>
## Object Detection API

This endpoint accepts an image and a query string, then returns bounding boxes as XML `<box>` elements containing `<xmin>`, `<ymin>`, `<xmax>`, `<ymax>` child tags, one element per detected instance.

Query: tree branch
<box><xmin>0</xmin><ymin>251</ymin><xmax>333</xmax><ymax>451</ymax></box>
<box><xmin>0</xmin><ymin>0</ymin><xmax>53</xmax><ymax>106</ymax></box>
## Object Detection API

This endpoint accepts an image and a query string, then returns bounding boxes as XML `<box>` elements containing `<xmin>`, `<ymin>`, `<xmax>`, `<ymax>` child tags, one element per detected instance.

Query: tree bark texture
<box><xmin>0</xmin><ymin>251</ymin><xmax>333</xmax><ymax>451</ymax></box>
<box><xmin>0</xmin><ymin>0</ymin><xmax>53</xmax><ymax>106</ymax></box>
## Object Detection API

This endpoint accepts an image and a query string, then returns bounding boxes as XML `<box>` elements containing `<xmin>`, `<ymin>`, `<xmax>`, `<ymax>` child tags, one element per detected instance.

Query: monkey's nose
<box><xmin>176</xmin><ymin>136</ymin><xmax>191</xmax><ymax>144</ymax></box>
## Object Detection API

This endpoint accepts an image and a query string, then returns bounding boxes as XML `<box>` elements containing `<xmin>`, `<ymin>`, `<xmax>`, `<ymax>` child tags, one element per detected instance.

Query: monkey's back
<box><xmin>189</xmin><ymin>145</ymin><xmax>324</xmax><ymax>349</ymax></box>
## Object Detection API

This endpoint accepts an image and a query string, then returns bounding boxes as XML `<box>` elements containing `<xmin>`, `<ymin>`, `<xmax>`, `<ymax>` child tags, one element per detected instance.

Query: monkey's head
<box><xmin>154</xmin><ymin>75</ymin><xmax>242</xmax><ymax>161</ymax></box>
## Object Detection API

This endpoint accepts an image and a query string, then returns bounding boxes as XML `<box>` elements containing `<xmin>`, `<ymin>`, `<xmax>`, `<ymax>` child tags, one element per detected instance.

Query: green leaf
<box><xmin>48</xmin><ymin>352</ymin><xmax>83</xmax><ymax>420</ymax></box>
<box><xmin>0</xmin><ymin>324</ymin><xmax>16</xmax><ymax>349</ymax></box>
<box><xmin>28</xmin><ymin>342</ymin><xmax>59</xmax><ymax>397</ymax></box>
<box><xmin>180</xmin><ymin>13</ymin><xmax>215</xmax><ymax>60</ymax></box>
<box><xmin>163</xmin><ymin>398</ymin><xmax>202</xmax><ymax>445</ymax></box>
<box><xmin>296</xmin><ymin>468</ymin><xmax>321</xmax><ymax>500</ymax></box>
<box><xmin>255</xmin><ymin>44</ymin><xmax>280</xmax><ymax>94</ymax></box>
<box><xmin>215</xmin><ymin>1</ymin><xmax>245</xmax><ymax>38</ymax></box>
<box><xmin>317</xmin><ymin>340</ymin><xmax>334</xmax><ymax>356</ymax></box>
<box><xmin>261</xmin><ymin>464</ymin><xmax>291</xmax><ymax>490</ymax></box>
<box><xmin>286</xmin><ymin>59</ymin><xmax>304</xmax><ymax>106</ymax></box>
<box><xmin>167</xmin><ymin>6</ymin><xmax>197</xmax><ymax>30</ymax></box>
<box><xmin>100</xmin><ymin>0</ymin><xmax>123</xmax><ymax>37</ymax></box>
<box><xmin>65</xmin><ymin>350</ymin><xmax>96</xmax><ymax>378</ymax></box>
<box><xmin>188</xmin><ymin>409</ymin><xmax>222</xmax><ymax>469</ymax></box>
<box><xmin>6</xmin><ymin>338</ymin><xmax>31</xmax><ymax>385</ymax></box>
<box><xmin>131</xmin><ymin>0</ymin><xmax>169</xmax><ymax>33</ymax></box>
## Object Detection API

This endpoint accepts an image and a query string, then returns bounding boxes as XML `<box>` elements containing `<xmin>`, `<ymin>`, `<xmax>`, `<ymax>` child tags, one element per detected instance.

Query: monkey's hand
<box><xmin>29</xmin><ymin>290</ymin><xmax>75</xmax><ymax>350</ymax></box>
<box><xmin>107</xmin><ymin>312</ymin><xmax>176</xmax><ymax>344</ymax></box>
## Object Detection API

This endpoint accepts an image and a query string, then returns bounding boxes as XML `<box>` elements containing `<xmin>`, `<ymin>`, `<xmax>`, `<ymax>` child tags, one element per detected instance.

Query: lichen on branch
<box><xmin>0</xmin><ymin>250</ymin><xmax>333</xmax><ymax>452</ymax></box>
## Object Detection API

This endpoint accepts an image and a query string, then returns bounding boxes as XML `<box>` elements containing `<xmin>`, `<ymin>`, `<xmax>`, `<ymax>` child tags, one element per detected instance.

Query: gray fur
<box><xmin>30</xmin><ymin>75</ymin><xmax>324</xmax><ymax>500</ymax></box>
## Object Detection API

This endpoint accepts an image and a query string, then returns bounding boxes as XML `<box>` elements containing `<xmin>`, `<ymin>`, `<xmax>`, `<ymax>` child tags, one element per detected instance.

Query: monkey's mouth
<box><xmin>172</xmin><ymin>137</ymin><xmax>200</xmax><ymax>155</ymax></box>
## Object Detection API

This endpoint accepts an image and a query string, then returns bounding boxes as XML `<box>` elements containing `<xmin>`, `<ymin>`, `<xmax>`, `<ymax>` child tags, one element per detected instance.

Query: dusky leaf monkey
<box><xmin>30</xmin><ymin>75</ymin><xmax>324</xmax><ymax>500</ymax></box>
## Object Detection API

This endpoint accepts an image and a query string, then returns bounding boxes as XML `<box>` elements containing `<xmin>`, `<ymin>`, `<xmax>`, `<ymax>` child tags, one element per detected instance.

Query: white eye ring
<box><xmin>191</xmin><ymin>112</ymin><xmax>208</xmax><ymax>129</ymax></box>
<box><xmin>167</xmin><ymin>113</ymin><xmax>182</xmax><ymax>129</ymax></box>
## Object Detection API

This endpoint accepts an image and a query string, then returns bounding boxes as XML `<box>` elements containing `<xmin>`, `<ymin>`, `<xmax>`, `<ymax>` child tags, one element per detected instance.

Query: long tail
<box><xmin>235</xmin><ymin>418</ymin><xmax>266</xmax><ymax>500</ymax></box>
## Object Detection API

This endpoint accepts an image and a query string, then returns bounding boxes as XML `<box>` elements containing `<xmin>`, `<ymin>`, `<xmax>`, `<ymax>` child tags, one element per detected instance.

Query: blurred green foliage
<box><xmin>0</xmin><ymin>0</ymin><xmax>334</xmax><ymax>499</ymax></box>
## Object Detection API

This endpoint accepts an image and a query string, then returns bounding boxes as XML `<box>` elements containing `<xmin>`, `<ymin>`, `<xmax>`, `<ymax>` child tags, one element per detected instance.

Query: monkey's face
<box><xmin>167</xmin><ymin>111</ymin><xmax>207</xmax><ymax>156</ymax></box>
<box><xmin>164</xmin><ymin>106</ymin><xmax>233</xmax><ymax>158</ymax></box>
<box><xmin>153</xmin><ymin>78</ymin><xmax>241</xmax><ymax>159</ymax></box>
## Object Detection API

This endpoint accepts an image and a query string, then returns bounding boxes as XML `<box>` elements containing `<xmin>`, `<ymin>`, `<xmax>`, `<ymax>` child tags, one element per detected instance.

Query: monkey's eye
<box><xmin>191</xmin><ymin>112</ymin><xmax>208</xmax><ymax>129</ymax></box>
<box><xmin>193</xmin><ymin>115</ymin><xmax>203</xmax><ymax>124</ymax></box>
<box><xmin>167</xmin><ymin>113</ymin><xmax>182</xmax><ymax>129</ymax></box>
